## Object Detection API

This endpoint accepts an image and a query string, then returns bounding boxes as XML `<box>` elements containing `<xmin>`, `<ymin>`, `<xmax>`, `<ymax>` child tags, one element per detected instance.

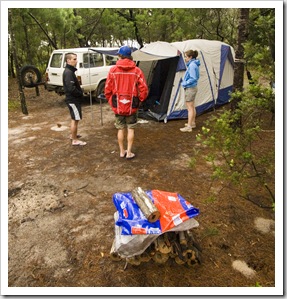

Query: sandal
<box><xmin>72</xmin><ymin>140</ymin><xmax>87</xmax><ymax>146</ymax></box>
<box><xmin>126</xmin><ymin>153</ymin><xmax>135</xmax><ymax>160</ymax></box>
<box><xmin>120</xmin><ymin>150</ymin><xmax>127</xmax><ymax>158</ymax></box>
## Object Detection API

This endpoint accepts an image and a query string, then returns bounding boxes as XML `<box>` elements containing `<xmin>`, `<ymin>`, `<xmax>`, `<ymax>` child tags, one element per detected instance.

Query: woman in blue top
<box><xmin>180</xmin><ymin>50</ymin><xmax>200</xmax><ymax>132</ymax></box>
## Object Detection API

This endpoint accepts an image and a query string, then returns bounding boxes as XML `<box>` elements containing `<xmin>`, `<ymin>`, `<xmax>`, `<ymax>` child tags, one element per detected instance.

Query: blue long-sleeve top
<box><xmin>181</xmin><ymin>58</ymin><xmax>200</xmax><ymax>88</ymax></box>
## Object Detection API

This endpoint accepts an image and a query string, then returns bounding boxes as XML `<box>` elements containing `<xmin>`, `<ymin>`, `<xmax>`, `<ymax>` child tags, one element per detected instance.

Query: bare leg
<box><xmin>181</xmin><ymin>101</ymin><xmax>196</xmax><ymax>132</ymax></box>
<box><xmin>126</xmin><ymin>128</ymin><xmax>135</xmax><ymax>158</ymax></box>
<box><xmin>118</xmin><ymin>129</ymin><xmax>126</xmax><ymax>157</ymax></box>
<box><xmin>70</xmin><ymin>120</ymin><xmax>86</xmax><ymax>145</ymax></box>
<box><xmin>191</xmin><ymin>101</ymin><xmax>196</xmax><ymax>125</ymax></box>
<box><xmin>71</xmin><ymin>120</ymin><xmax>79</xmax><ymax>141</ymax></box>
<box><xmin>186</xmin><ymin>101</ymin><xmax>194</xmax><ymax>127</ymax></box>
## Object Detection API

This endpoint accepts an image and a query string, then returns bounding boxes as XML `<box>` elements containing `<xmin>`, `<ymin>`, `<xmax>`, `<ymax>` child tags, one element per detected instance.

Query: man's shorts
<box><xmin>184</xmin><ymin>86</ymin><xmax>198</xmax><ymax>102</ymax></box>
<box><xmin>67</xmin><ymin>102</ymin><xmax>82</xmax><ymax>120</ymax></box>
<box><xmin>115</xmin><ymin>114</ymin><xmax>137</xmax><ymax>129</ymax></box>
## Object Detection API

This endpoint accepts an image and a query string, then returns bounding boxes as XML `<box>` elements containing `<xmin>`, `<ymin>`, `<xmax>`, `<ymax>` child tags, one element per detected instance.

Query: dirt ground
<box><xmin>7</xmin><ymin>78</ymin><xmax>276</xmax><ymax>294</ymax></box>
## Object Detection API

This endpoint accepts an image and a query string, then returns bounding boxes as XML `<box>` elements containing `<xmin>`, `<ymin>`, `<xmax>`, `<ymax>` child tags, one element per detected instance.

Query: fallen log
<box><xmin>126</xmin><ymin>255</ymin><xmax>141</xmax><ymax>266</ymax></box>
<box><xmin>182</xmin><ymin>248</ymin><xmax>196</xmax><ymax>258</ymax></box>
<box><xmin>175</xmin><ymin>255</ymin><xmax>186</xmax><ymax>265</ymax></box>
<box><xmin>186</xmin><ymin>230</ymin><xmax>203</xmax><ymax>252</ymax></box>
<box><xmin>152</xmin><ymin>252</ymin><xmax>169</xmax><ymax>264</ymax></box>
<box><xmin>179</xmin><ymin>231</ymin><xmax>187</xmax><ymax>246</ymax></box>
<box><xmin>157</xmin><ymin>235</ymin><xmax>172</xmax><ymax>254</ymax></box>
<box><xmin>139</xmin><ymin>251</ymin><xmax>151</xmax><ymax>262</ymax></box>
<box><xmin>111</xmin><ymin>231</ymin><xmax>202</xmax><ymax>266</ymax></box>
<box><xmin>110</xmin><ymin>252</ymin><xmax>122</xmax><ymax>261</ymax></box>
<box><xmin>132</xmin><ymin>187</ymin><xmax>160</xmax><ymax>223</ymax></box>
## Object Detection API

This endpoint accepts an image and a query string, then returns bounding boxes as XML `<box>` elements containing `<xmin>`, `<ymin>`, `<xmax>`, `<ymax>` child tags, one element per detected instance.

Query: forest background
<box><xmin>7</xmin><ymin>6</ymin><xmax>275</xmax><ymax>83</ymax></box>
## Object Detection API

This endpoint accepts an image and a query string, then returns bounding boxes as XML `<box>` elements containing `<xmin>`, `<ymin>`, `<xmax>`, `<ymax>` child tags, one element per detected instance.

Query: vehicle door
<box><xmin>80</xmin><ymin>52</ymin><xmax>112</xmax><ymax>93</ymax></box>
<box><xmin>46</xmin><ymin>52</ymin><xmax>65</xmax><ymax>86</ymax></box>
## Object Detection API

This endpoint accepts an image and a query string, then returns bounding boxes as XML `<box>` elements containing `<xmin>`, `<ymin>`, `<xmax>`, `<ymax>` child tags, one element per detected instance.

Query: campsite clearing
<box><xmin>7</xmin><ymin>78</ymin><xmax>275</xmax><ymax>290</ymax></box>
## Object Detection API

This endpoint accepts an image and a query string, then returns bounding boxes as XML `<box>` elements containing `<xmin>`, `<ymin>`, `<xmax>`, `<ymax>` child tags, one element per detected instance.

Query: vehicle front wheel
<box><xmin>93</xmin><ymin>81</ymin><xmax>107</xmax><ymax>103</ymax></box>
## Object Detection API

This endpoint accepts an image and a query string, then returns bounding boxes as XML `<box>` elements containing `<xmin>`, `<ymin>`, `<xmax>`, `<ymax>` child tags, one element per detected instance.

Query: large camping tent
<box><xmin>131</xmin><ymin>39</ymin><xmax>235</xmax><ymax>122</ymax></box>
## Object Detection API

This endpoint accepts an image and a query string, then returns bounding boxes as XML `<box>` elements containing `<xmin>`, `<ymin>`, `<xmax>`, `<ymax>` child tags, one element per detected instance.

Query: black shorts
<box><xmin>66</xmin><ymin>102</ymin><xmax>82</xmax><ymax>120</ymax></box>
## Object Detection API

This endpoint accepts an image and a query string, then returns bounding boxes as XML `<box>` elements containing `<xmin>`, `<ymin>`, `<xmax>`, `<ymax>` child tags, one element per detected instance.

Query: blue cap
<box><xmin>117</xmin><ymin>46</ymin><xmax>132</xmax><ymax>56</ymax></box>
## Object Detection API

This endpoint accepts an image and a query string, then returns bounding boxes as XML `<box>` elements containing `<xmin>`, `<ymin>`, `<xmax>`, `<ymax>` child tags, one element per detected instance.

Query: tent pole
<box><xmin>97</xmin><ymin>93</ymin><xmax>105</xmax><ymax>126</ymax></box>
<box><xmin>88</xmin><ymin>49</ymin><xmax>94</xmax><ymax>123</ymax></box>
<box><xmin>100</xmin><ymin>97</ymin><xmax>103</xmax><ymax>126</ymax></box>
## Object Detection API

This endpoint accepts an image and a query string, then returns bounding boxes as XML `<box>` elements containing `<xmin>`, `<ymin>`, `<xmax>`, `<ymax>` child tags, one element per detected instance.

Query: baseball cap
<box><xmin>116</xmin><ymin>46</ymin><xmax>132</xmax><ymax>56</ymax></box>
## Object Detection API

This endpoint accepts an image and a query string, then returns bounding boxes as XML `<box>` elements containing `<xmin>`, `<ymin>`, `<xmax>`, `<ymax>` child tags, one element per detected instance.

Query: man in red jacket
<box><xmin>105</xmin><ymin>46</ymin><xmax>148</xmax><ymax>159</ymax></box>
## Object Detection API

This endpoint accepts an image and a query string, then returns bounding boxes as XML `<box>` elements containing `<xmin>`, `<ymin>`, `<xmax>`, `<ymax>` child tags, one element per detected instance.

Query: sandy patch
<box><xmin>254</xmin><ymin>217</ymin><xmax>275</xmax><ymax>235</ymax></box>
<box><xmin>232</xmin><ymin>260</ymin><xmax>256</xmax><ymax>278</ymax></box>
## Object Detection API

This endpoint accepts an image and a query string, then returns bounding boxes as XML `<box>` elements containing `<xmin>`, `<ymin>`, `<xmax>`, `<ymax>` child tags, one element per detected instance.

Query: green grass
<box><xmin>8</xmin><ymin>99</ymin><xmax>20</xmax><ymax>111</ymax></box>
<box><xmin>201</xmin><ymin>227</ymin><xmax>219</xmax><ymax>240</ymax></box>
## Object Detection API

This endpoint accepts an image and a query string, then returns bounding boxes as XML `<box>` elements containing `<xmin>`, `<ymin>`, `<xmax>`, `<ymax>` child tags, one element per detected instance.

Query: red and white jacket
<box><xmin>105</xmin><ymin>58</ymin><xmax>148</xmax><ymax>116</ymax></box>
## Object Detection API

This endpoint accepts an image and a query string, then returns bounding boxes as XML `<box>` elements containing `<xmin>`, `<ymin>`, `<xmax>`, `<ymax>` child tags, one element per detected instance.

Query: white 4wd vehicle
<box><xmin>45</xmin><ymin>47</ymin><xmax>118</xmax><ymax>99</ymax></box>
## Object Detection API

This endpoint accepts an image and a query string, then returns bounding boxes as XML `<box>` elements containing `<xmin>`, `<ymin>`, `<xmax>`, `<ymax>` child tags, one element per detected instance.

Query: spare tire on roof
<box><xmin>20</xmin><ymin>65</ymin><xmax>42</xmax><ymax>88</ymax></box>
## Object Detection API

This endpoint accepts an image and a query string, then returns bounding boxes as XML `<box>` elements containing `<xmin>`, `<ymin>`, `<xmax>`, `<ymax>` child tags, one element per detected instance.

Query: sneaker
<box><xmin>185</xmin><ymin>123</ymin><xmax>196</xmax><ymax>128</ymax></box>
<box><xmin>69</xmin><ymin>134</ymin><xmax>82</xmax><ymax>140</ymax></box>
<box><xmin>180</xmin><ymin>126</ymin><xmax>192</xmax><ymax>132</ymax></box>
<box><xmin>72</xmin><ymin>140</ymin><xmax>87</xmax><ymax>146</ymax></box>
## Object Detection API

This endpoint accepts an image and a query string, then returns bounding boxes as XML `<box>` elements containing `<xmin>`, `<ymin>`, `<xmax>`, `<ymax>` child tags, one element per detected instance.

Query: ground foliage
<box><xmin>195</xmin><ymin>84</ymin><xmax>275</xmax><ymax>209</ymax></box>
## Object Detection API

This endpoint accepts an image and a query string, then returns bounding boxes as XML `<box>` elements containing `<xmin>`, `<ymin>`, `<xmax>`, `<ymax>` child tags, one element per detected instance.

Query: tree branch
<box><xmin>86</xmin><ymin>9</ymin><xmax>105</xmax><ymax>44</ymax></box>
<box><xmin>27</xmin><ymin>12</ymin><xmax>58</xmax><ymax>49</ymax></box>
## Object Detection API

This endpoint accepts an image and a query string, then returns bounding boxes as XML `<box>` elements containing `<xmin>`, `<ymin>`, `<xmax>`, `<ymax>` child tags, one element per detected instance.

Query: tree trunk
<box><xmin>73</xmin><ymin>9</ymin><xmax>86</xmax><ymax>47</ymax></box>
<box><xmin>9</xmin><ymin>8</ymin><xmax>28</xmax><ymax>115</ymax></box>
<box><xmin>9</xmin><ymin>45</ymin><xmax>15</xmax><ymax>78</ymax></box>
<box><xmin>22</xmin><ymin>14</ymin><xmax>33</xmax><ymax>64</ymax></box>
<box><xmin>231</xmin><ymin>8</ymin><xmax>249</xmax><ymax>125</ymax></box>
<box><xmin>116</xmin><ymin>9</ymin><xmax>144</xmax><ymax>48</ymax></box>
<box><xmin>129</xmin><ymin>10</ymin><xmax>144</xmax><ymax>48</ymax></box>
<box><xmin>232</xmin><ymin>8</ymin><xmax>249</xmax><ymax>93</ymax></box>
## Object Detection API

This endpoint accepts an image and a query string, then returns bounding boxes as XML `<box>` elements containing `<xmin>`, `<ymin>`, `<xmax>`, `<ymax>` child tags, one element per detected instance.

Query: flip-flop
<box><xmin>120</xmin><ymin>150</ymin><xmax>127</xmax><ymax>158</ymax></box>
<box><xmin>72</xmin><ymin>140</ymin><xmax>87</xmax><ymax>146</ymax></box>
<box><xmin>126</xmin><ymin>153</ymin><xmax>135</xmax><ymax>160</ymax></box>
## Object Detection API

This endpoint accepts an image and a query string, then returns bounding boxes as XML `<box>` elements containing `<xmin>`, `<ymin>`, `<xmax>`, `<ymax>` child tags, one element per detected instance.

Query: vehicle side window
<box><xmin>50</xmin><ymin>53</ymin><xmax>63</xmax><ymax>68</ymax></box>
<box><xmin>106</xmin><ymin>55</ymin><xmax>117</xmax><ymax>66</ymax></box>
<box><xmin>83</xmin><ymin>53</ymin><xmax>104</xmax><ymax>68</ymax></box>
